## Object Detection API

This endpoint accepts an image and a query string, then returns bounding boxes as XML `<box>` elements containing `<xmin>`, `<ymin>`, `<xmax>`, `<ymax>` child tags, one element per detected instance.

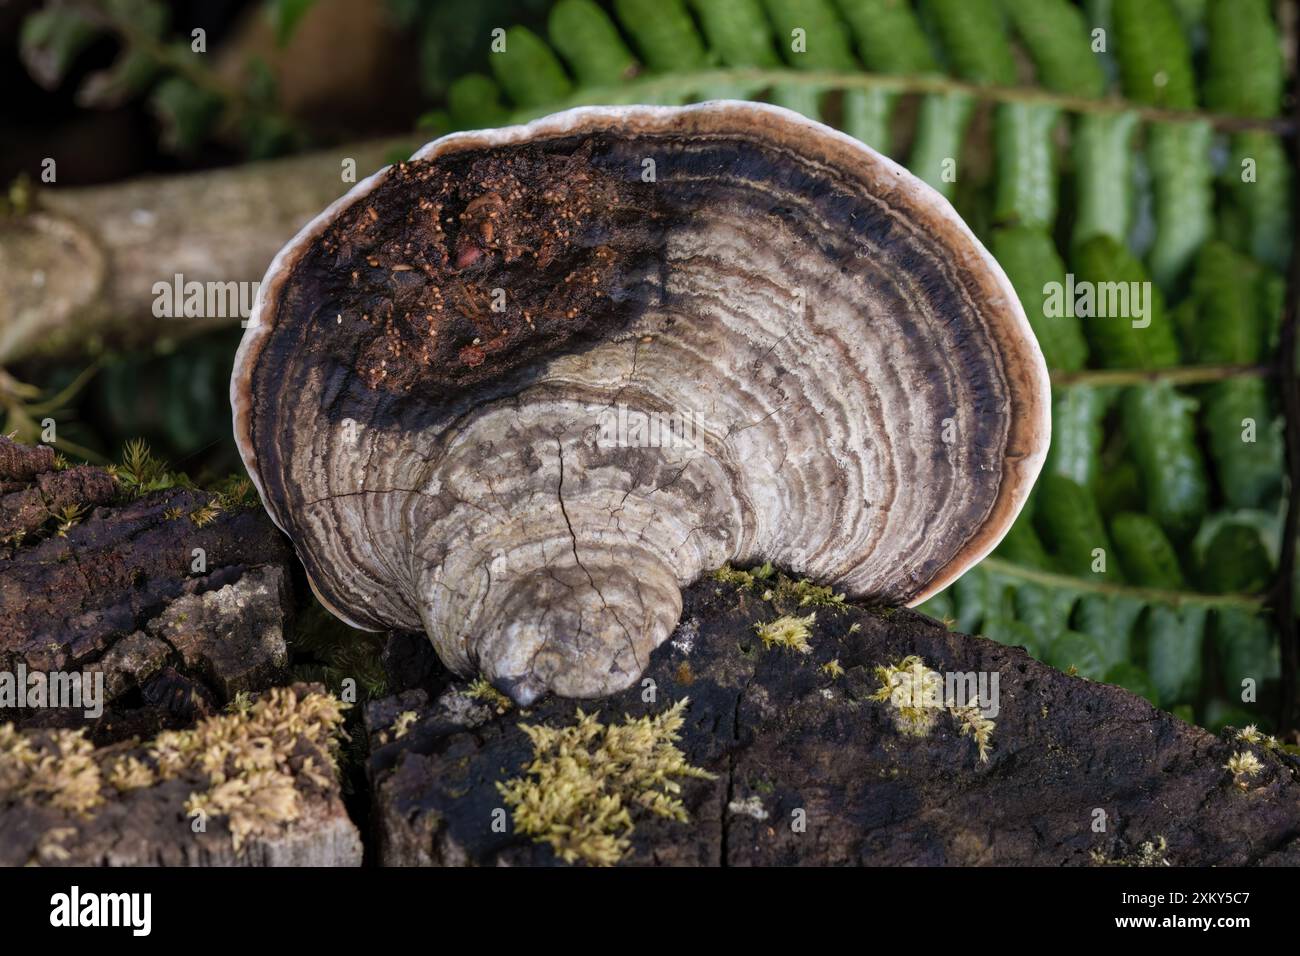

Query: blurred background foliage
<box><xmin>4</xmin><ymin>0</ymin><xmax>1297</xmax><ymax>732</ymax></box>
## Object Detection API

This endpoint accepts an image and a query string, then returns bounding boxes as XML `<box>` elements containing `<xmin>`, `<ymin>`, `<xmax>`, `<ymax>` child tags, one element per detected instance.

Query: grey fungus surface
<box><xmin>231</xmin><ymin>102</ymin><xmax>1050</xmax><ymax>705</ymax></box>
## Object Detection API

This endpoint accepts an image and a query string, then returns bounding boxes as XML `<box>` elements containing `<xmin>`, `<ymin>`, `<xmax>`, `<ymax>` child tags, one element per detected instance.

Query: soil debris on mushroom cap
<box><xmin>232</xmin><ymin>102</ymin><xmax>1050</xmax><ymax>705</ymax></box>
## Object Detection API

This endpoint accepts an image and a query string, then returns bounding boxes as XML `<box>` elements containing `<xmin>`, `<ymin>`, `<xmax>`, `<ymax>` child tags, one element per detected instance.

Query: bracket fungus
<box><xmin>231</xmin><ymin>102</ymin><xmax>1050</xmax><ymax>705</ymax></box>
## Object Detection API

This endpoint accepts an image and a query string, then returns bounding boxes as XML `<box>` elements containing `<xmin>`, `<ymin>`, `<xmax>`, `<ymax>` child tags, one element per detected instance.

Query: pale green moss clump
<box><xmin>715</xmin><ymin>563</ymin><xmax>852</xmax><ymax>659</ymax></box>
<box><xmin>950</xmin><ymin>702</ymin><xmax>996</xmax><ymax>764</ymax></box>
<box><xmin>869</xmin><ymin>655</ymin><xmax>995</xmax><ymax>762</ymax></box>
<box><xmin>870</xmin><ymin>656</ymin><xmax>943</xmax><ymax>738</ymax></box>
<box><xmin>1</xmin><ymin>689</ymin><xmax>350</xmax><ymax>853</ymax></box>
<box><xmin>1236</xmin><ymin>724</ymin><xmax>1281</xmax><ymax>750</ymax></box>
<box><xmin>712</xmin><ymin>563</ymin><xmax>846</xmax><ymax>609</ymax></box>
<box><xmin>467</xmin><ymin>677</ymin><xmax>512</xmax><ymax>714</ymax></box>
<box><xmin>0</xmin><ymin>723</ymin><xmax>103</xmax><ymax>815</ymax></box>
<box><xmin>1225</xmin><ymin>750</ymin><xmax>1264</xmax><ymax>790</ymax></box>
<box><xmin>712</xmin><ymin>561</ymin><xmax>774</xmax><ymax>588</ymax></box>
<box><xmin>1091</xmin><ymin>836</ymin><xmax>1170</xmax><ymax>867</ymax></box>
<box><xmin>755</xmin><ymin>612</ymin><xmax>816</xmax><ymax>654</ymax></box>
<box><xmin>763</xmin><ymin>575</ymin><xmax>846</xmax><ymax>609</ymax></box>
<box><xmin>391</xmin><ymin>710</ymin><xmax>418</xmax><ymax>740</ymax></box>
<box><xmin>497</xmin><ymin>698</ymin><xmax>715</xmax><ymax>866</ymax></box>
<box><xmin>156</xmin><ymin>688</ymin><xmax>348</xmax><ymax>851</ymax></box>
<box><xmin>106</xmin><ymin>756</ymin><xmax>155</xmax><ymax>792</ymax></box>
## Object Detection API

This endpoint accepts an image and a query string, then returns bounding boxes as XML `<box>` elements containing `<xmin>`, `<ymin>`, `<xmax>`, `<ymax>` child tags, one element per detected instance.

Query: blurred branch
<box><xmin>0</xmin><ymin>137</ymin><xmax>411</xmax><ymax>365</ymax></box>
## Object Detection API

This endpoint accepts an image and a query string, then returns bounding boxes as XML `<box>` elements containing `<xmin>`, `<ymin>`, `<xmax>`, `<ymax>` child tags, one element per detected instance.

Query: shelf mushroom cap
<box><xmin>231</xmin><ymin>101</ymin><xmax>1050</xmax><ymax>705</ymax></box>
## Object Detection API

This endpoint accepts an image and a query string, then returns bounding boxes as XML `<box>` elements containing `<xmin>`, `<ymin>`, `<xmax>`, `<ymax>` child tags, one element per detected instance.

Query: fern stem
<box><xmin>505</xmin><ymin>68</ymin><xmax>1292</xmax><ymax>133</ymax></box>
<box><xmin>977</xmin><ymin>557</ymin><xmax>1266</xmax><ymax>611</ymax></box>
<box><xmin>1049</xmin><ymin>363</ymin><xmax>1272</xmax><ymax>387</ymax></box>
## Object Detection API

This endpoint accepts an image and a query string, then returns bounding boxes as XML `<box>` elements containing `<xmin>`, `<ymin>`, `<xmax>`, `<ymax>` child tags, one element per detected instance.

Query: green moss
<box><xmin>106</xmin><ymin>756</ymin><xmax>155</xmax><ymax>791</ymax></box>
<box><xmin>111</xmin><ymin>438</ymin><xmax>192</xmax><ymax>497</ymax></box>
<box><xmin>755</xmin><ymin>612</ymin><xmax>816</xmax><ymax>654</ymax></box>
<box><xmin>207</xmin><ymin>474</ymin><xmax>258</xmax><ymax>509</ymax></box>
<box><xmin>1</xmin><ymin>174</ymin><xmax>32</xmax><ymax>216</ymax></box>
<box><xmin>389</xmin><ymin>710</ymin><xmax>418</xmax><ymax>741</ymax></box>
<box><xmin>764</xmin><ymin>576</ymin><xmax>847</xmax><ymax>609</ymax></box>
<box><xmin>467</xmin><ymin>678</ymin><xmax>512</xmax><ymax>714</ymax></box>
<box><xmin>712</xmin><ymin>563</ymin><xmax>848</xmax><ymax>610</ymax></box>
<box><xmin>50</xmin><ymin>503</ymin><xmax>87</xmax><ymax>536</ymax></box>
<box><xmin>156</xmin><ymin>688</ymin><xmax>349</xmax><ymax>850</ymax></box>
<box><xmin>870</xmin><ymin>656</ymin><xmax>943</xmax><ymax>739</ymax></box>
<box><xmin>188</xmin><ymin>501</ymin><xmax>222</xmax><ymax>527</ymax></box>
<box><xmin>711</xmin><ymin>561</ymin><xmax>774</xmax><ymax>588</ymax></box>
<box><xmin>1224</xmin><ymin>750</ymin><xmax>1264</xmax><ymax>790</ymax></box>
<box><xmin>1</xmin><ymin>688</ymin><xmax>351</xmax><ymax>853</ymax></box>
<box><xmin>1235</xmin><ymin>724</ymin><xmax>1281</xmax><ymax>750</ymax></box>
<box><xmin>497</xmin><ymin>698</ymin><xmax>714</xmax><ymax>866</ymax></box>
<box><xmin>289</xmin><ymin>603</ymin><xmax>388</xmax><ymax>700</ymax></box>
<box><xmin>1091</xmin><ymin>835</ymin><xmax>1170</xmax><ymax>867</ymax></box>
<box><xmin>0</xmin><ymin>724</ymin><xmax>102</xmax><ymax>815</ymax></box>
<box><xmin>869</xmin><ymin>655</ymin><xmax>995</xmax><ymax>762</ymax></box>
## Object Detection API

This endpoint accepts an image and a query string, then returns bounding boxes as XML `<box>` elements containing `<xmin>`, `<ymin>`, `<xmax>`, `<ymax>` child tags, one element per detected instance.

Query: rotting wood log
<box><xmin>0</xmin><ymin>437</ymin><xmax>361</xmax><ymax>866</ymax></box>
<box><xmin>0</xmin><ymin>684</ymin><xmax>362</xmax><ymax>867</ymax></box>
<box><xmin>0</xmin><ymin>435</ymin><xmax>294</xmax><ymax>743</ymax></box>
<box><xmin>367</xmin><ymin>574</ymin><xmax>1300</xmax><ymax>867</ymax></box>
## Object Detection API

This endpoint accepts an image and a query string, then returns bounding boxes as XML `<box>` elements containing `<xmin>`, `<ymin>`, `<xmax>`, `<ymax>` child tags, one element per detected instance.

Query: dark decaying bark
<box><xmin>0</xmin><ymin>776</ymin><xmax>363</xmax><ymax>867</ymax></box>
<box><xmin>0</xmin><ymin>435</ymin><xmax>293</xmax><ymax>743</ymax></box>
<box><xmin>367</xmin><ymin>576</ymin><xmax>1300</xmax><ymax>867</ymax></box>
<box><xmin>0</xmin><ymin>685</ymin><xmax>362</xmax><ymax>867</ymax></box>
<box><xmin>0</xmin><ymin>438</ymin><xmax>363</xmax><ymax>866</ymax></box>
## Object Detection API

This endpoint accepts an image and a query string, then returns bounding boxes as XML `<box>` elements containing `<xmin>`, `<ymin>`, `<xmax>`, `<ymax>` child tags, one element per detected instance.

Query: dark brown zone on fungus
<box><xmin>288</xmin><ymin>139</ymin><xmax>669</xmax><ymax>402</ymax></box>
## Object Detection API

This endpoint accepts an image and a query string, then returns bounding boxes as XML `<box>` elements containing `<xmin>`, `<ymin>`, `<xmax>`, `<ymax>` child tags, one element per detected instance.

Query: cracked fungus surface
<box><xmin>496</xmin><ymin>697</ymin><xmax>714</xmax><ymax>866</ymax></box>
<box><xmin>235</xmin><ymin>104</ymin><xmax>1049</xmax><ymax>705</ymax></box>
<box><xmin>0</xmin><ymin>688</ymin><xmax>348</xmax><ymax>853</ymax></box>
